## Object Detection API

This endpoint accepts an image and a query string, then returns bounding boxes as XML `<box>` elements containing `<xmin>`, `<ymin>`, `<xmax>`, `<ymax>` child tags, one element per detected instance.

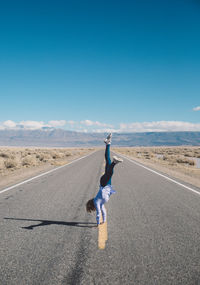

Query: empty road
<box><xmin>1</xmin><ymin>150</ymin><xmax>200</xmax><ymax>285</ymax></box>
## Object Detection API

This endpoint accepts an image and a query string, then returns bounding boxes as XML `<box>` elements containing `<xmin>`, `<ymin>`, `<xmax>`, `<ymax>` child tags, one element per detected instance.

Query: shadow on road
<box><xmin>4</xmin><ymin>217</ymin><xmax>97</xmax><ymax>230</ymax></box>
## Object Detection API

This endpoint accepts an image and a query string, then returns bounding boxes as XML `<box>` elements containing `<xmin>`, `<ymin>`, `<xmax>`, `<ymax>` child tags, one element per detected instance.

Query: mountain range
<box><xmin>0</xmin><ymin>129</ymin><xmax>199</xmax><ymax>147</ymax></box>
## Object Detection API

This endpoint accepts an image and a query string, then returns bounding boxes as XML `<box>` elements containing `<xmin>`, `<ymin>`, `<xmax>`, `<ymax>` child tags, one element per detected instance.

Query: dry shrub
<box><xmin>144</xmin><ymin>156</ymin><xmax>150</xmax><ymax>159</ymax></box>
<box><xmin>113</xmin><ymin>147</ymin><xmax>200</xmax><ymax>188</ymax></box>
<box><xmin>36</xmin><ymin>153</ymin><xmax>52</xmax><ymax>162</ymax></box>
<box><xmin>0</xmin><ymin>158</ymin><xmax>5</xmax><ymax>170</ymax></box>
<box><xmin>0</xmin><ymin>147</ymin><xmax>93</xmax><ymax>175</ymax></box>
<box><xmin>189</xmin><ymin>160</ymin><xmax>196</xmax><ymax>166</ymax></box>
<box><xmin>4</xmin><ymin>159</ymin><xmax>18</xmax><ymax>169</ymax></box>
<box><xmin>36</xmin><ymin>153</ymin><xmax>42</xmax><ymax>159</ymax></box>
<box><xmin>22</xmin><ymin>152</ymin><xmax>29</xmax><ymax>158</ymax></box>
<box><xmin>176</xmin><ymin>157</ymin><xmax>195</xmax><ymax>166</ymax></box>
<box><xmin>0</xmin><ymin>152</ymin><xmax>9</xmax><ymax>158</ymax></box>
<box><xmin>184</xmin><ymin>152</ymin><xmax>194</xmax><ymax>157</ymax></box>
<box><xmin>194</xmin><ymin>149</ymin><xmax>200</xmax><ymax>158</ymax></box>
<box><xmin>166</xmin><ymin>151</ymin><xmax>175</xmax><ymax>155</ymax></box>
<box><xmin>10</xmin><ymin>154</ymin><xmax>16</xmax><ymax>160</ymax></box>
<box><xmin>51</xmin><ymin>152</ymin><xmax>63</xmax><ymax>159</ymax></box>
<box><xmin>143</xmin><ymin>153</ymin><xmax>152</xmax><ymax>159</ymax></box>
<box><xmin>22</xmin><ymin>155</ymin><xmax>37</xmax><ymax>166</ymax></box>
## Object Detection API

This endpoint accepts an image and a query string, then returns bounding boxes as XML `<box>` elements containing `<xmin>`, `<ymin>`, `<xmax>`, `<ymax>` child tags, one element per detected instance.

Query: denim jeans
<box><xmin>100</xmin><ymin>144</ymin><xmax>115</xmax><ymax>187</ymax></box>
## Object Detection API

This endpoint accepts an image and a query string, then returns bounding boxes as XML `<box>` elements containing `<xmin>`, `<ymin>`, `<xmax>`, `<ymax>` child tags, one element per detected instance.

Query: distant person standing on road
<box><xmin>86</xmin><ymin>133</ymin><xmax>123</xmax><ymax>226</ymax></box>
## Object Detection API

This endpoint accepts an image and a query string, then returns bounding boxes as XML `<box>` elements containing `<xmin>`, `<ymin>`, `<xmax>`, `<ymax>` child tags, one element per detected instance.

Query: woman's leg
<box><xmin>100</xmin><ymin>144</ymin><xmax>115</xmax><ymax>187</ymax></box>
<box><xmin>100</xmin><ymin>162</ymin><xmax>115</xmax><ymax>187</ymax></box>
<box><xmin>105</xmin><ymin>144</ymin><xmax>111</xmax><ymax>172</ymax></box>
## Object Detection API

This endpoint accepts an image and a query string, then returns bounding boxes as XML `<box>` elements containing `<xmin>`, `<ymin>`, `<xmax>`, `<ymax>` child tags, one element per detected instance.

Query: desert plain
<box><xmin>0</xmin><ymin>146</ymin><xmax>200</xmax><ymax>190</ymax></box>
<box><xmin>0</xmin><ymin>147</ymin><xmax>94</xmax><ymax>190</ymax></box>
<box><xmin>113</xmin><ymin>146</ymin><xmax>200</xmax><ymax>188</ymax></box>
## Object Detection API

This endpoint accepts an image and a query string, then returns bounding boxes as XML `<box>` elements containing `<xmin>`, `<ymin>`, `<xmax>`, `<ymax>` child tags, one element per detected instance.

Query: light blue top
<box><xmin>93</xmin><ymin>185</ymin><xmax>116</xmax><ymax>224</ymax></box>
<box><xmin>94</xmin><ymin>184</ymin><xmax>116</xmax><ymax>202</ymax></box>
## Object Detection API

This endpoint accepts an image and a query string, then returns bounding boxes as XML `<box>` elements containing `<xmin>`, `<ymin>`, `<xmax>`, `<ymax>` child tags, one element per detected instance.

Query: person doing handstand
<box><xmin>86</xmin><ymin>133</ymin><xmax>123</xmax><ymax>226</ymax></box>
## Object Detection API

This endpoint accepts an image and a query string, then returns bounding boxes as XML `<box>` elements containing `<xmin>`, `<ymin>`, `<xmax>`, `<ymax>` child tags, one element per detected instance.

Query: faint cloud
<box><xmin>193</xmin><ymin>106</ymin><xmax>200</xmax><ymax>111</ymax></box>
<box><xmin>48</xmin><ymin>120</ymin><xmax>66</xmax><ymax>127</ymax></box>
<box><xmin>80</xmin><ymin>119</ymin><xmax>113</xmax><ymax>128</ymax></box>
<box><xmin>0</xmin><ymin>120</ymin><xmax>65</xmax><ymax>130</ymax></box>
<box><xmin>67</xmin><ymin>120</ymin><xmax>76</xmax><ymax>125</ymax></box>
<box><xmin>0</xmin><ymin>119</ymin><xmax>114</xmax><ymax>132</ymax></box>
<box><xmin>119</xmin><ymin>121</ymin><xmax>200</xmax><ymax>132</ymax></box>
<box><xmin>19</xmin><ymin>121</ymin><xmax>47</xmax><ymax>130</ymax></box>
<box><xmin>1</xmin><ymin>119</ymin><xmax>200</xmax><ymax>133</ymax></box>
<box><xmin>3</xmin><ymin>120</ymin><xmax>17</xmax><ymax>128</ymax></box>
<box><xmin>80</xmin><ymin>120</ymin><xmax>94</xmax><ymax>126</ymax></box>
<box><xmin>91</xmin><ymin>128</ymin><xmax>119</xmax><ymax>133</ymax></box>
<box><xmin>62</xmin><ymin>119</ymin><xmax>116</xmax><ymax>132</ymax></box>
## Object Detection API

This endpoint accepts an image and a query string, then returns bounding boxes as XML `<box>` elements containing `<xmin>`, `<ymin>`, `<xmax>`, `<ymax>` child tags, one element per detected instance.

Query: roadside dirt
<box><xmin>113</xmin><ymin>147</ymin><xmax>200</xmax><ymax>189</ymax></box>
<box><xmin>0</xmin><ymin>147</ymin><xmax>95</xmax><ymax>190</ymax></box>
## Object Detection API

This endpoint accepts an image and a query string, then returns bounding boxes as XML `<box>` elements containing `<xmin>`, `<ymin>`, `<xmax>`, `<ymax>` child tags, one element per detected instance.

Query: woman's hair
<box><xmin>86</xmin><ymin>199</ymin><xmax>96</xmax><ymax>213</ymax></box>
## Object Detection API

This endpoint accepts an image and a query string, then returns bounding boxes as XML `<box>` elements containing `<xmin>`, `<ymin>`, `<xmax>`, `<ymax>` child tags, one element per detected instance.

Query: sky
<box><xmin>0</xmin><ymin>0</ymin><xmax>200</xmax><ymax>133</ymax></box>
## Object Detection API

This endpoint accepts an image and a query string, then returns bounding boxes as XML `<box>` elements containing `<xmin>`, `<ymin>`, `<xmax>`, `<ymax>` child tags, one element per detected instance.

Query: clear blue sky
<box><xmin>0</xmin><ymin>0</ymin><xmax>200</xmax><ymax>132</ymax></box>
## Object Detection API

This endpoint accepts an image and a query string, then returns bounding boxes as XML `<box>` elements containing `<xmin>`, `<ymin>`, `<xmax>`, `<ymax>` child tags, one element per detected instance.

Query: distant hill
<box><xmin>0</xmin><ymin>129</ymin><xmax>199</xmax><ymax>147</ymax></box>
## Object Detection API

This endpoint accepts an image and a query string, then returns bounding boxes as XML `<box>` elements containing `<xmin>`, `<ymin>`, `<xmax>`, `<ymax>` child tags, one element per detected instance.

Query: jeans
<box><xmin>100</xmin><ymin>144</ymin><xmax>115</xmax><ymax>187</ymax></box>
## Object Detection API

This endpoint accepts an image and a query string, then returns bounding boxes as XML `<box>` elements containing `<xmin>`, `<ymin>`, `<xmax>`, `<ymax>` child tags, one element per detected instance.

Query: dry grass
<box><xmin>0</xmin><ymin>147</ymin><xmax>94</xmax><ymax>186</ymax></box>
<box><xmin>113</xmin><ymin>146</ymin><xmax>200</xmax><ymax>188</ymax></box>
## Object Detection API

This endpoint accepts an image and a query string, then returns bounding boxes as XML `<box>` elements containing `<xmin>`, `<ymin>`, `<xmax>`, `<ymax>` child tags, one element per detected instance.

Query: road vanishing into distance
<box><xmin>1</xmin><ymin>150</ymin><xmax>200</xmax><ymax>285</ymax></box>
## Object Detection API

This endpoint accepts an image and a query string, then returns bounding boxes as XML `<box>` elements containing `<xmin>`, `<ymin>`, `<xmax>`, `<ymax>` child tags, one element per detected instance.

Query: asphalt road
<box><xmin>1</xmin><ymin>150</ymin><xmax>200</xmax><ymax>285</ymax></box>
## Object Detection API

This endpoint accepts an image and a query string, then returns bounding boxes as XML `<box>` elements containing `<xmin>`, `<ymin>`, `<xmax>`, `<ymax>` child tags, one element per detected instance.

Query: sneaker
<box><xmin>113</xmin><ymin>156</ymin><xmax>123</xmax><ymax>164</ymax></box>
<box><xmin>104</xmin><ymin>133</ymin><xmax>112</xmax><ymax>144</ymax></box>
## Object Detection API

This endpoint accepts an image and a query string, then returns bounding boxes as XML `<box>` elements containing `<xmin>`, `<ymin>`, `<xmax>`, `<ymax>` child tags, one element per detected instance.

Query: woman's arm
<box><xmin>95</xmin><ymin>201</ymin><xmax>101</xmax><ymax>225</ymax></box>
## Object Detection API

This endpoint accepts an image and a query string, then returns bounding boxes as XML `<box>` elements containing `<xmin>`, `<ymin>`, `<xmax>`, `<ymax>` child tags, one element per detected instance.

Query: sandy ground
<box><xmin>113</xmin><ymin>147</ymin><xmax>200</xmax><ymax>189</ymax></box>
<box><xmin>1</xmin><ymin>146</ymin><xmax>199</xmax><ymax>190</ymax></box>
<box><xmin>0</xmin><ymin>147</ymin><xmax>95</xmax><ymax>190</ymax></box>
